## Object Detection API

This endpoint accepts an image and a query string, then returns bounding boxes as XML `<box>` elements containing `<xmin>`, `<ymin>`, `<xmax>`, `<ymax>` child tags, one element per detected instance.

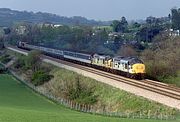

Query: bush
<box><xmin>66</xmin><ymin>76</ymin><xmax>97</xmax><ymax>104</ymax></box>
<box><xmin>145</xmin><ymin>61</ymin><xmax>174</xmax><ymax>80</ymax></box>
<box><xmin>117</xmin><ymin>45</ymin><xmax>137</xmax><ymax>57</ymax></box>
<box><xmin>25</xmin><ymin>50</ymin><xmax>41</xmax><ymax>71</ymax></box>
<box><xmin>13</xmin><ymin>50</ymin><xmax>41</xmax><ymax>71</ymax></box>
<box><xmin>31</xmin><ymin>70</ymin><xmax>53</xmax><ymax>86</ymax></box>
<box><xmin>0</xmin><ymin>54</ymin><xmax>11</xmax><ymax>64</ymax></box>
<box><xmin>13</xmin><ymin>56</ymin><xmax>26</xmax><ymax>69</ymax></box>
<box><xmin>141</xmin><ymin>35</ymin><xmax>180</xmax><ymax>83</ymax></box>
<box><xmin>39</xmin><ymin>63</ymin><xmax>53</xmax><ymax>73</ymax></box>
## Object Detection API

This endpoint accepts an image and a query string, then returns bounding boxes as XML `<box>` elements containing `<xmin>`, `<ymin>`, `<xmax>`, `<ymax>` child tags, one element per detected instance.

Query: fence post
<box><xmin>87</xmin><ymin>104</ymin><xmax>89</xmax><ymax>112</ymax></box>
<box><xmin>90</xmin><ymin>105</ymin><xmax>93</xmax><ymax>113</ymax></box>
<box><xmin>160</xmin><ymin>113</ymin><xmax>162</xmax><ymax>120</ymax></box>
<box><xmin>140</xmin><ymin>111</ymin><xmax>142</xmax><ymax>119</ymax></box>
<box><xmin>148</xmin><ymin>110</ymin><xmax>151</xmax><ymax>119</ymax></box>
<box><xmin>132</xmin><ymin>113</ymin><xmax>135</xmax><ymax>119</ymax></box>
<box><xmin>83</xmin><ymin>104</ymin><xmax>85</xmax><ymax>112</ymax></box>
<box><xmin>75</xmin><ymin>102</ymin><xmax>78</xmax><ymax>110</ymax></box>
<box><xmin>65</xmin><ymin>99</ymin><xmax>67</xmax><ymax>106</ymax></box>
<box><xmin>85</xmin><ymin>104</ymin><xmax>88</xmax><ymax>112</ymax></box>
<box><xmin>71</xmin><ymin>101</ymin><xmax>73</xmax><ymax>109</ymax></box>
<box><xmin>84</xmin><ymin>104</ymin><xmax>86</xmax><ymax>112</ymax></box>
<box><xmin>68</xmin><ymin>100</ymin><xmax>70</xmax><ymax>107</ymax></box>
<box><xmin>68</xmin><ymin>100</ymin><xmax>71</xmax><ymax>108</ymax></box>
<box><xmin>127</xmin><ymin>112</ymin><xmax>130</xmax><ymax>118</ymax></box>
<box><xmin>78</xmin><ymin>103</ymin><xmax>81</xmax><ymax>111</ymax></box>
<box><xmin>70</xmin><ymin>101</ymin><xmax>72</xmax><ymax>109</ymax></box>
<box><xmin>62</xmin><ymin>98</ymin><xmax>64</xmax><ymax>105</ymax></box>
<box><xmin>165</xmin><ymin>113</ymin><xmax>168</xmax><ymax>120</ymax></box>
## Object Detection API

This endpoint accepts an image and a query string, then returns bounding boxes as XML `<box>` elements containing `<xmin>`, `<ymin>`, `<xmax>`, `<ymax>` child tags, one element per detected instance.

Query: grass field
<box><xmin>0</xmin><ymin>74</ymin><xmax>179</xmax><ymax>122</ymax></box>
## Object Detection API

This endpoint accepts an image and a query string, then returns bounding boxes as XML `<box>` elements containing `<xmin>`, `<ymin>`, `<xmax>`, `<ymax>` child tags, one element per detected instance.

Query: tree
<box><xmin>136</xmin><ymin>26</ymin><xmax>162</xmax><ymax>43</ymax></box>
<box><xmin>67</xmin><ymin>76</ymin><xmax>97</xmax><ymax>104</ymax></box>
<box><xmin>120</xmin><ymin>16</ymin><xmax>128</xmax><ymax>32</ymax></box>
<box><xmin>111</xmin><ymin>20</ymin><xmax>121</xmax><ymax>32</ymax></box>
<box><xmin>117</xmin><ymin>45</ymin><xmax>137</xmax><ymax>57</ymax></box>
<box><xmin>0</xmin><ymin>38</ymin><xmax>4</xmax><ymax>49</ymax></box>
<box><xmin>141</xmin><ymin>35</ymin><xmax>180</xmax><ymax>81</ymax></box>
<box><xmin>25</xmin><ymin>50</ymin><xmax>41</xmax><ymax>72</ymax></box>
<box><xmin>171</xmin><ymin>8</ymin><xmax>180</xmax><ymax>30</ymax></box>
<box><xmin>111</xmin><ymin>17</ymin><xmax>128</xmax><ymax>33</ymax></box>
<box><xmin>133</xmin><ymin>22</ymin><xmax>141</xmax><ymax>28</ymax></box>
<box><xmin>3</xmin><ymin>28</ymin><xmax>11</xmax><ymax>35</ymax></box>
<box><xmin>32</xmin><ymin>70</ymin><xmax>52</xmax><ymax>86</ymax></box>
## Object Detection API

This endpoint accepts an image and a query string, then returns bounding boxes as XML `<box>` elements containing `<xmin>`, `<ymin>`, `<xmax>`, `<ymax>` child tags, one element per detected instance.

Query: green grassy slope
<box><xmin>0</xmin><ymin>74</ymin><xmax>179</xmax><ymax>122</ymax></box>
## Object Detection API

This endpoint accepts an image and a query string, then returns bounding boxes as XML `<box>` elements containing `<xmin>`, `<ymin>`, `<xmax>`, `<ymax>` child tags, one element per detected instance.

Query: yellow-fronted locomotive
<box><xmin>92</xmin><ymin>54</ymin><xmax>145</xmax><ymax>79</ymax></box>
<box><xmin>17</xmin><ymin>41</ymin><xmax>145</xmax><ymax>80</ymax></box>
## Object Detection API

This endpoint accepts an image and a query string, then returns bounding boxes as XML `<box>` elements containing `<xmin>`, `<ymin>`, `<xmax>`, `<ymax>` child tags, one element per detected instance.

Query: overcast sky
<box><xmin>0</xmin><ymin>0</ymin><xmax>180</xmax><ymax>20</ymax></box>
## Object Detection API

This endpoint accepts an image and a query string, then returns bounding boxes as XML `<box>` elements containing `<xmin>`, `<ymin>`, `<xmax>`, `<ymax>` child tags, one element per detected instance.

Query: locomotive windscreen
<box><xmin>129</xmin><ymin>58</ymin><xmax>143</xmax><ymax>65</ymax></box>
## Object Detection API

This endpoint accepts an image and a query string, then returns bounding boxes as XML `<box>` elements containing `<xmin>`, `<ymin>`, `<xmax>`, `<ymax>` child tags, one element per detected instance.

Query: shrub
<box><xmin>13</xmin><ymin>56</ymin><xmax>26</xmax><ymax>69</ymax></box>
<box><xmin>66</xmin><ymin>76</ymin><xmax>97</xmax><ymax>104</ymax></box>
<box><xmin>31</xmin><ymin>70</ymin><xmax>53</xmax><ymax>86</ymax></box>
<box><xmin>141</xmin><ymin>35</ymin><xmax>180</xmax><ymax>82</ymax></box>
<box><xmin>0</xmin><ymin>54</ymin><xmax>11</xmax><ymax>64</ymax></box>
<box><xmin>117</xmin><ymin>45</ymin><xmax>137</xmax><ymax>57</ymax></box>
<box><xmin>39</xmin><ymin>63</ymin><xmax>53</xmax><ymax>73</ymax></box>
<box><xmin>25</xmin><ymin>50</ymin><xmax>41</xmax><ymax>71</ymax></box>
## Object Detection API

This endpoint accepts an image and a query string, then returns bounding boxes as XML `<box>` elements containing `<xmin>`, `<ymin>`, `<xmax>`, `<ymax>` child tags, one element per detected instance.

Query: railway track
<box><xmin>7</xmin><ymin>46</ymin><xmax>180</xmax><ymax>101</ymax></box>
<box><xmin>43</xmin><ymin>55</ymin><xmax>180</xmax><ymax>100</ymax></box>
<box><xmin>143</xmin><ymin>79</ymin><xmax>180</xmax><ymax>93</ymax></box>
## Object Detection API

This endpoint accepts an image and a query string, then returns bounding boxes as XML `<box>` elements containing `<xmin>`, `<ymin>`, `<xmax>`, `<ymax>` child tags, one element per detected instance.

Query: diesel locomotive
<box><xmin>17</xmin><ymin>41</ymin><xmax>145</xmax><ymax>79</ymax></box>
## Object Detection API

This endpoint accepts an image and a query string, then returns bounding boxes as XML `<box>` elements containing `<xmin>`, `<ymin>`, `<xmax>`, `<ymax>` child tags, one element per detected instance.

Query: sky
<box><xmin>0</xmin><ymin>0</ymin><xmax>180</xmax><ymax>21</ymax></box>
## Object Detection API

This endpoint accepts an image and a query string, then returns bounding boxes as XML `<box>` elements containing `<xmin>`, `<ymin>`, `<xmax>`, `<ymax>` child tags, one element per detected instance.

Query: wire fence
<box><xmin>1</xmin><ymin>64</ymin><xmax>176</xmax><ymax>120</ymax></box>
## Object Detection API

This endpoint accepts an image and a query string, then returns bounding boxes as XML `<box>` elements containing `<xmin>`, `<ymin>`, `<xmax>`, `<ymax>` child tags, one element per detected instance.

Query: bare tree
<box><xmin>117</xmin><ymin>45</ymin><xmax>137</xmax><ymax>57</ymax></box>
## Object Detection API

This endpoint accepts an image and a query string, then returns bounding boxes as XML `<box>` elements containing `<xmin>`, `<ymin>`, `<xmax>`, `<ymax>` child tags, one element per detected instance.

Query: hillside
<box><xmin>0</xmin><ymin>8</ymin><xmax>110</xmax><ymax>27</ymax></box>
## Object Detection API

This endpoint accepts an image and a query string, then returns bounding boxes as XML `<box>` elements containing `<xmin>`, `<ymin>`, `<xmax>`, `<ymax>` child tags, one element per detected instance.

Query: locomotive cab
<box><xmin>17</xmin><ymin>41</ymin><xmax>26</xmax><ymax>48</ymax></box>
<box><xmin>128</xmin><ymin>58</ymin><xmax>145</xmax><ymax>79</ymax></box>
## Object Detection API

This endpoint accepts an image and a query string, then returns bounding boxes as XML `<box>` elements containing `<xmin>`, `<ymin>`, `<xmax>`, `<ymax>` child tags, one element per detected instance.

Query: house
<box><xmin>169</xmin><ymin>29</ymin><xmax>180</xmax><ymax>37</ymax></box>
<box><xmin>15</xmin><ymin>26</ymin><xmax>26</xmax><ymax>35</ymax></box>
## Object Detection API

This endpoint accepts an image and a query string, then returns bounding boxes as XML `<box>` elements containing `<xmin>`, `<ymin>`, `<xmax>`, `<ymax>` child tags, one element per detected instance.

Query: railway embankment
<box><xmin>0</xmin><ymin>48</ymin><xmax>179</xmax><ymax>119</ymax></box>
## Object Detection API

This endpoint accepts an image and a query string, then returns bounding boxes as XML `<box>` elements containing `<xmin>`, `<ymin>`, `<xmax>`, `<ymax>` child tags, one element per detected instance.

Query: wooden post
<box><xmin>140</xmin><ymin>111</ymin><xmax>142</xmax><ymax>119</ymax></box>
<box><xmin>148</xmin><ymin>110</ymin><xmax>151</xmax><ymax>119</ymax></box>
<box><xmin>132</xmin><ymin>113</ymin><xmax>134</xmax><ymax>119</ymax></box>
<box><xmin>127</xmin><ymin>112</ymin><xmax>130</xmax><ymax>118</ymax></box>
<box><xmin>82</xmin><ymin>104</ymin><xmax>84</xmax><ymax>112</ymax></box>
<box><xmin>78</xmin><ymin>103</ymin><xmax>81</xmax><ymax>111</ymax></box>
<box><xmin>87</xmin><ymin>105</ymin><xmax>89</xmax><ymax>112</ymax></box>
<box><xmin>84</xmin><ymin>104</ymin><xmax>86</xmax><ymax>112</ymax></box>
<box><xmin>160</xmin><ymin>113</ymin><xmax>162</xmax><ymax>120</ymax></box>
<box><xmin>79</xmin><ymin>103</ymin><xmax>81</xmax><ymax>111</ymax></box>
<box><xmin>75</xmin><ymin>102</ymin><xmax>78</xmax><ymax>110</ymax></box>
<box><xmin>90</xmin><ymin>105</ymin><xmax>93</xmax><ymax>113</ymax></box>
<box><xmin>85</xmin><ymin>104</ymin><xmax>87</xmax><ymax>112</ymax></box>
<box><xmin>165</xmin><ymin>113</ymin><xmax>168</xmax><ymax>120</ymax></box>
<box><xmin>70</xmin><ymin>101</ymin><xmax>72</xmax><ymax>109</ymax></box>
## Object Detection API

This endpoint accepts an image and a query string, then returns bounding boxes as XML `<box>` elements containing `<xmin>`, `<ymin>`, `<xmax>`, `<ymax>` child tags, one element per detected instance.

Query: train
<box><xmin>17</xmin><ymin>41</ymin><xmax>145</xmax><ymax>80</ymax></box>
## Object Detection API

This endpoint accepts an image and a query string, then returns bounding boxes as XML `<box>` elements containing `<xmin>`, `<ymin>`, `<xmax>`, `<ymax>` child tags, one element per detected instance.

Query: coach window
<box><xmin>103</xmin><ymin>59</ymin><xmax>105</xmax><ymax>64</ymax></box>
<box><xmin>125</xmin><ymin>63</ymin><xmax>128</xmax><ymax>69</ymax></box>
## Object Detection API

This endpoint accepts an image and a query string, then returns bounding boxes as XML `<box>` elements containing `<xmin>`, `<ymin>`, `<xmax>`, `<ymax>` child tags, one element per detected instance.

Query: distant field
<box><xmin>93</xmin><ymin>26</ymin><xmax>113</xmax><ymax>31</ymax></box>
<box><xmin>0</xmin><ymin>74</ymin><xmax>179</xmax><ymax>122</ymax></box>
